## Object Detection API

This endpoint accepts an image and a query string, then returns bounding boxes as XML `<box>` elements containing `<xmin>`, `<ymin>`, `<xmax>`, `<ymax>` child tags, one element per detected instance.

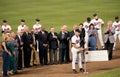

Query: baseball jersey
<box><xmin>2</xmin><ymin>25</ymin><xmax>12</xmax><ymax>31</ymax></box>
<box><xmin>91</xmin><ymin>18</ymin><xmax>104</xmax><ymax>29</ymax></box>
<box><xmin>18</xmin><ymin>25</ymin><xmax>26</xmax><ymax>31</ymax></box>
<box><xmin>33</xmin><ymin>24</ymin><xmax>42</xmax><ymax>30</ymax></box>
<box><xmin>83</xmin><ymin>21</ymin><xmax>92</xmax><ymax>32</ymax></box>
<box><xmin>71</xmin><ymin>35</ymin><xmax>80</xmax><ymax>48</ymax></box>
<box><xmin>112</xmin><ymin>21</ymin><xmax>120</xmax><ymax>31</ymax></box>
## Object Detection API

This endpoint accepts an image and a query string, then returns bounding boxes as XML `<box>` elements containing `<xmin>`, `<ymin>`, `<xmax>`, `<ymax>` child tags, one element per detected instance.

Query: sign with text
<box><xmin>85</xmin><ymin>50</ymin><xmax>108</xmax><ymax>62</ymax></box>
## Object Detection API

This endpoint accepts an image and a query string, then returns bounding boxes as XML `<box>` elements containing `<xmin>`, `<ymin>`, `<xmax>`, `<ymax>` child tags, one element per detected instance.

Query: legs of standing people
<box><xmin>49</xmin><ymin>49</ymin><xmax>53</xmax><ymax>64</ymax></box>
<box><xmin>108</xmin><ymin>43</ymin><xmax>114</xmax><ymax>60</ymax></box>
<box><xmin>39</xmin><ymin>46</ymin><xmax>44</xmax><ymax>65</ymax></box>
<box><xmin>97</xmin><ymin>30</ymin><xmax>104</xmax><ymax>48</ymax></box>
<box><xmin>59</xmin><ymin>47</ymin><xmax>63</xmax><ymax>64</ymax></box>
<box><xmin>71</xmin><ymin>48</ymin><xmax>83</xmax><ymax>73</ymax></box>
<box><xmin>15</xmin><ymin>50</ymin><xmax>19</xmax><ymax>70</ymax></box>
<box><xmin>18</xmin><ymin>49</ymin><xmax>22</xmax><ymax>69</ymax></box>
<box><xmin>24</xmin><ymin>47</ymin><xmax>31</xmax><ymax>67</ymax></box>
<box><xmin>2</xmin><ymin>51</ymin><xmax>9</xmax><ymax>76</ymax></box>
<box><xmin>71</xmin><ymin>49</ymin><xmax>77</xmax><ymax>70</ymax></box>
<box><xmin>53</xmin><ymin>49</ymin><xmax>57</xmax><ymax>64</ymax></box>
<box><xmin>66</xmin><ymin>42</ymin><xmax>70</xmax><ymax>62</ymax></box>
<box><xmin>113</xmin><ymin>31</ymin><xmax>118</xmax><ymax>49</ymax></box>
<box><xmin>50</xmin><ymin>49</ymin><xmax>57</xmax><ymax>64</ymax></box>
<box><xmin>113</xmin><ymin>31</ymin><xmax>120</xmax><ymax>50</ymax></box>
<box><xmin>30</xmin><ymin>48</ymin><xmax>34</xmax><ymax>66</ymax></box>
<box><xmin>43</xmin><ymin>47</ymin><xmax>48</xmax><ymax>65</ymax></box>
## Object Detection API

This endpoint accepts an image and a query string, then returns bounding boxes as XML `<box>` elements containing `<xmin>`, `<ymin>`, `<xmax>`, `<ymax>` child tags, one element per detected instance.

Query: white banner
<box><xmin>85</xmin><ymin>50</ymin><xmax>108</xmax><ymax>62</ymax></box>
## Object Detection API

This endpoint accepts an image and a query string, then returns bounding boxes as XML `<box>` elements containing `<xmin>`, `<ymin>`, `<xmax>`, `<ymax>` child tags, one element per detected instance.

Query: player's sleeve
<box><xmin>9</xmin><ymin>25</ymin><xmax>12</xmax><ymax>30</ymax></box>
<box><xmin>2</xmin><ymin>26</ymin><xmax>4</xmax><ymax>31</ymax></box>
<box><xmin>18</xmin><ymin>26</ymin><xmax>21</xmax><ymax>31</ymax></box>
<box><xmin>91</xmin><ymin>19</ymin><xmax>94</xmax><ymax>24</ymax></box>
<box><xmin>112</xmin><ymin>22</ymin><xmax>115</xmax><ymax>28</ymax></box>
<box><xmin>33</xmin><ymin>25</ymin><xmax>35</xmax><ymax>29</ymax></box>
<box><xmin>100</xmin><ymin>19</ymin><xmax>104</xmax><ymax>24</ymax></box>
<box><xmin>71</xmin><ymin>36</ymin><xmax>76</xmax><ymax>44</ymax></box>
<box><xmin>83</xmin><ymin>22</ymin><xmax>86</xmax><ymax>28</ymax></box>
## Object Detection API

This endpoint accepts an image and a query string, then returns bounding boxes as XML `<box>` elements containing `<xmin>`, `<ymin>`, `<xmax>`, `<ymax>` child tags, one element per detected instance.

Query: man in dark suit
<box><xmin>15</xmin><ymin>31</ymin><xmax>23</xmax><ymax>70</ymax></box>
<box><xmin>38</xmin><ymin>27</ymin><xmax>48</xmax><ymax>65</ymax></box>
<box><xmin>70</xmin><ymin>25</ymin><xmax>79</xmax><ymax>39</ymax></box>
<box><xmin>58</xmin><ymin>27</ymin><xmax>68</xmax><ymax>64</ymax></box>
<box><xmin>48</xmin><ymin>27</ymin><xmax>58</xmax><ymax>64</ymax></box>
<box><xmin>79</xmin><ymin>23</ymin><xmax>85</xmax><ymax>47</ymax></box>
<box><xmin>22</xmin><ymin>26</ymin><xmax>33</xmax><ymax>68</ymax></box>
<box><xmin>63</xmin><ymin>25</ymin><xmax>70</xmax><ymax>63</ymax></box>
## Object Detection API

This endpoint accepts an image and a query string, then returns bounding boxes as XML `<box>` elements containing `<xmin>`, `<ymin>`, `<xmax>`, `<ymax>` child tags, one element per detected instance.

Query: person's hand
<box><xmin>13</xmin><ymin>52</ymin><xmax>16</xmax><ymax>57</ymax></box>
<box><xmin>30</xmin><ymin>44</ymin><xmax>33</xmax><ymax>48</ymax></box>
<box><xmin>8</xmin><ymin>52</ymin><xmax>12</xmax><ymax>56</ymax></box>
<box><xmin>43</xmin><ymin>44</ymin><xmax>48</xmax><ymax>47</ymax></box>
<box><xmin>53</xmin><ymin>35</ymin><xmax>57</xmax><ymax>39</ymax></box>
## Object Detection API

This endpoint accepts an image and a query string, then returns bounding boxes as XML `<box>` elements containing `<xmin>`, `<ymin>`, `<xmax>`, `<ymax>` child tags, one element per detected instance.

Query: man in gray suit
<box><xmin>104</xmin><ymin>21</ymin><xmax>115</xmax><ymax>60</ymax></box>
<box><xmin>10</xmin><ymin>32</ymin><xmax>19</xmax><ymax>71</ymax></box>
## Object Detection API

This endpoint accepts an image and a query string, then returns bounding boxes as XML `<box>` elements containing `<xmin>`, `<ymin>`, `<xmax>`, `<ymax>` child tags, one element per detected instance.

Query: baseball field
<box><xmin>0</xmin><ymin>0</ymin><xmax>120</xmax><ymax>77</ymax></box>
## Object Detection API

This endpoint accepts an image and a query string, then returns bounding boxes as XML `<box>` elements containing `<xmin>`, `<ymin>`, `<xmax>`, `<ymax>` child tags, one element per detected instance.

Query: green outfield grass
<box><xmin>0</xmin><ymin>0</ymin><xmax>120</xmax><ymax>76</ymax></box>
<box><xmin>86</xmin><ymin>68</ymin><xmax>120</xmax><ymax>77</ymax></box>
<box><xmin>0</xmin><ymin>0</ymin><xmax>120</xmax><ymax>33</ymax></box>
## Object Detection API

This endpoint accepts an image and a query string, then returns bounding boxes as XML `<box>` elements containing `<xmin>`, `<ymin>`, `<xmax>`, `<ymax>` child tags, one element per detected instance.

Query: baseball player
<box><xmin>112</xmin><ymin>16</ymin><xmax>120</xmax><ymax>50</ymax></box>
<box><xmin>71</xmin><ymin>29</ymin><xmax>84</xmax><ymax>74</ymax></box>
<box><xmin>83</xmin><ymin>17</ymin><xmax>92</xmax><ymax>48</ymax></box>
<box><xmin>18</xmin><ymin>19</ymin><xmax>26</xmax><ymax>32</ymax></box>
<box><xmin>33</xmin><ymin>18</ymin><xmax>42</xmax><ymax>33</ymax></box>
<box><xmin>91</xmin><ymin>13</ymin><xmax>104</xmax><ymax>49</ymax></box>
<box><xmin>2</xmin><ymin>20</ymin><xmax>12</xmax><ymax>33</ymax></box>
<box><xmin>33</xmin><ymin>19</ymin><xmax>42</xmax><ymax>52</ymax></box>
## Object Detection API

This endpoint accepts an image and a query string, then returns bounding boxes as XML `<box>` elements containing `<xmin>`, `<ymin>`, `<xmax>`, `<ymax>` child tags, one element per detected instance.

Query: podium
<box><xmin>85</xmin><ymin>50</ymin><xmax>108</xmax><ymax>62</ymax></box>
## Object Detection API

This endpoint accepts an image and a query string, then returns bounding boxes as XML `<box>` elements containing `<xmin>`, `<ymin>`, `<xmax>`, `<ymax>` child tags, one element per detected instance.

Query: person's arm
<box><xmin>2</xmin><ymin>42</ymin><xmax>11</xmax><ymax>55</ymax></box>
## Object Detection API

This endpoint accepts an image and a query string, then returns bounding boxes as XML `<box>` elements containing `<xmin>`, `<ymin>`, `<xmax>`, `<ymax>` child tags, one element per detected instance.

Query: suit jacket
<box><xmin>69</xmin><ymin>30</ymin><xmax>75</xmax><ymax>39</ymax></box>
<box><xmin>79</xmin><ymin>28</ymin><xmax>85</xmax><ymax>40</ymax></box>
<box><xmin>22</xmin><ymin>32</ymin><xmax>33</xmax><ymax>48</ymax></box>
<box><xmin>10</xmin><ymin>38</ymin><xmax>19</xmax><ymax>51</ymax></box>
<box><xmin>48</xmin><ymin>32</ymin><xmax>58</xmax><ymax>49</ymax></box>
<box><xmin>104</xmin><ymin>26</ymin><xmax>115</xmax><ymax>43</ymax></box>
<box><xmin>58</xmin><ymin>32</ymin><xmax>68</xmax><ymax>48</ymax></box>
<box><xmin>79</xmin><ymin>28</ymin><xmax>85</xmax><ymax>47</ymax></box>
<box><xmin>15</xmin><ymin>35</ymin><xmax>23</xmax><ymax>50</ymax></box>
<box><xmin>38</xmin><ymin>30</ymin><xmax>48</xmax><ymax>46</ymax></box>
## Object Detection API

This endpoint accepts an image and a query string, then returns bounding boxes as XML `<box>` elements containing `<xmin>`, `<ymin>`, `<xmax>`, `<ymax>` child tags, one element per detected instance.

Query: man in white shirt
<box><xmin>33</xmin><ymin>19</ymin><xmax>42</xmax><ymax>52</ymax></box>
<box><xmin>112</xmin><ymin>16</ymin><xmax>120</xmax><ymax>50</ymax></box>
<box><xmin>18</xmin><ymin>19</ymin><xmax>26</xmax><ymax>32</ymax></box>
<box><xmin>83</xmin><ymin>17</ymin><xmax>92</xmax><ymax>48</ymax></box>
<box><xmin>71</xmin><ymin>29</ymin><xmax>84</xmax><ymax>74</ymax></box>
<box><xmin>33</xmin><ymin>19</ymin><xmax>42</xmax><ymax>33</ymax></box>
<box><xmin>91</xmin><ymin>14</ymin><xmax>104</xmax><ymax>49</ymax></box>
<box><xmin>2</xmin><ymin>20</ymin><xmax>12</xmax><ymax>33</ymax></box>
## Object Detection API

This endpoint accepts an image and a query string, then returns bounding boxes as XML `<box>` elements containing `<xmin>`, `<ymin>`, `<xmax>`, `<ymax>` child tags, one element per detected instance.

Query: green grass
<box><xmin>0</xmin><ymin>0</ymin><xmax>120</xmax><ymax>33</ymax></box>
<box><xmin>0</xmin><ymin>0</ymin><xmax>120</xmax><ymax>76</ymax></box>
<box><xmin>86</xmin><ymin>68</ymin><xmax>120</xmax><ymax>77</ymax></box>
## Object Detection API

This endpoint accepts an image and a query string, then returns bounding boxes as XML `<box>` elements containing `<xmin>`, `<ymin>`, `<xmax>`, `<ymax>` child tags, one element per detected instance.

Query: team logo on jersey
<box><xmin>76</xmin><ymin>40</ymin><xmax>80</xmax><ymax>44</ymax></box>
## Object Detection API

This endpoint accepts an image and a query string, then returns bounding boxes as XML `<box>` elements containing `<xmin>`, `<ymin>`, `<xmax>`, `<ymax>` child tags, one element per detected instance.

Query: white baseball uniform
<box><xmin>83</xmin><ymin>21</ymin><xmax>92</xmax><ymax>48</ymax></box>
<box><xmin>18</xmin><ymin>25</ymin><xmax>26</xmax><ymax>31</ymax></box>
<box><xmin>112</xmin><ymin>21</ymin><xmax>120</xmax><ymax>48</ymax></box>
<box><xmin>71</xmin><ymin>35</ymin><xmax>82</xmax><ymax>69</ymax></box>
<box><xmin>91</xmin><ymin>18</ymin><xmax>104</xmax><ymax>47</ymax></box>
<box><xmin>33</xmin><ymin>24</ymin><xmax>42</xmax><ymax>52</ymax></box>
<box><xmin>2</xmin><ymin>25</ymin><xmax>11</xmax><ymax>32</ymax></box>
<box><xmin>33</xmin><ymin>24</ymin><xmax>42</xmax><ymax>32</ymax></box>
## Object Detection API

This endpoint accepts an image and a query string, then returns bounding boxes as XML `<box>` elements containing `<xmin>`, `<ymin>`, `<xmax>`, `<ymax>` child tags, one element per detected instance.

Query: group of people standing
<box><xmin>1</xmin><ymin>13</ymin><xmax>120</xmax><ymax>76</ymax></box>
